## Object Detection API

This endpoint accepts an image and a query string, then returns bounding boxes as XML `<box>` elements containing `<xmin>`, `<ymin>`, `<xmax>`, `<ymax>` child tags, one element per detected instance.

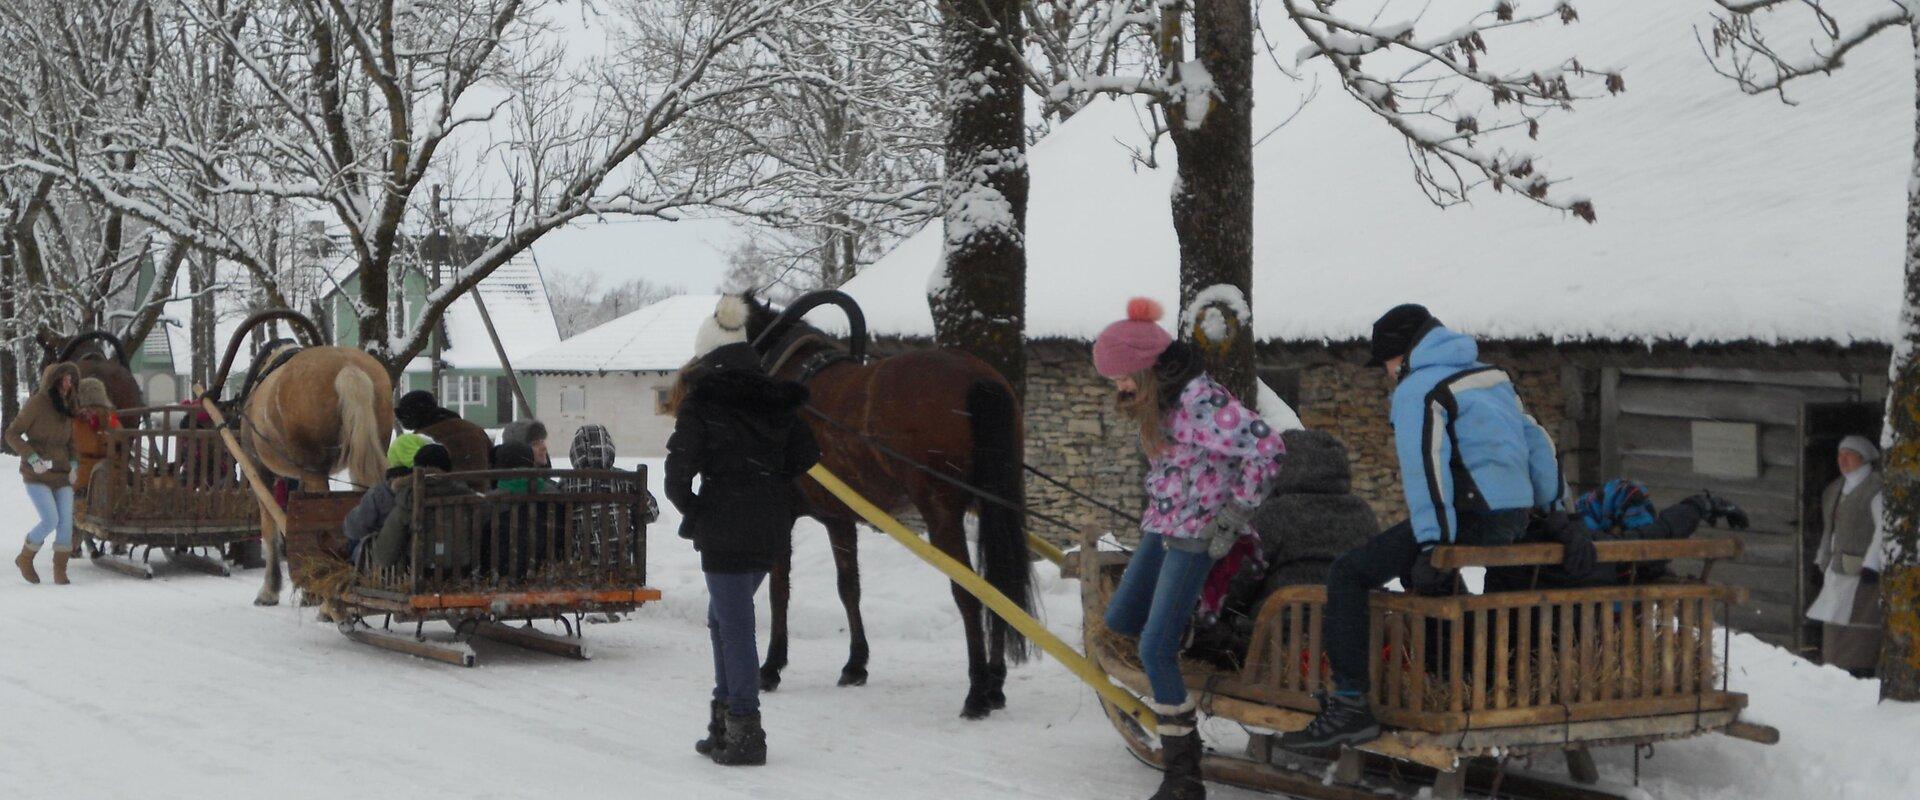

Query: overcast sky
<box><xmin>527</xmin><ymin>215</ymin><xmax>745</xmax><ymax>292</ymax></box>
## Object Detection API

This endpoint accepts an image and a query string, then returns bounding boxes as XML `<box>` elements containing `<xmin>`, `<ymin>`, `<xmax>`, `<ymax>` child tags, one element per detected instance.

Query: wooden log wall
<box><xmin>1598</xmin><ymin>367</ymin><xmax>1875</xmax><ymax>647</ymax></box>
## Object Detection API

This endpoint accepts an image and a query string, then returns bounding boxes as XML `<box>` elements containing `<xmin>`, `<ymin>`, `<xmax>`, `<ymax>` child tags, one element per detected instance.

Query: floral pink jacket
<box><xmin>1140</xmin><ymin>375</ymin><xmax>1287</xmax><ymax>542</ymax></box>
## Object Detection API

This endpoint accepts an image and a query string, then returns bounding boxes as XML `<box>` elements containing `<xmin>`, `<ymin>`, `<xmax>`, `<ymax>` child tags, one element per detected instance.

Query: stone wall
<box><xmin>1022</xmin><ymin>342</ymin><xmax>1147</xmax><ymax>544</ymax></box>
<box><xmin>1274</xmin><ymin>345</ymin><xmax>1573</xmax><ymax>525</ymax></box>
<box><xmin>1019</xmin><ymin>341</ymin><xmax>1577</xmax><ymax>546</ymax></box>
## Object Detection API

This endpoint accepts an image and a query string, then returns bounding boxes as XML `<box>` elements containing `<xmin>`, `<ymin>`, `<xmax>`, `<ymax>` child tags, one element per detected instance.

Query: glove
<box><xmin>26</xmin><ymin>455</ymin><xmax>49</xmax><ymax>474</ymax></box>
<box><xmin>1202</xmin><ymin>503</ymin><xmax>1256</xmax><ymax>560</ymax></box>
<box><xmin>1683</xmin><ymin>491</ymin><xmax>1751</xmax><ymax>531</ymax></box>
<box><xmin>1545</xmin><ymin>510</ymin><xmax>1598</xmax><ymax>579</ymax></box>
<box><xmin>1406</xmin><ymin>546</ymin><xmax>1453</xmax><ymax>595</ymax></box>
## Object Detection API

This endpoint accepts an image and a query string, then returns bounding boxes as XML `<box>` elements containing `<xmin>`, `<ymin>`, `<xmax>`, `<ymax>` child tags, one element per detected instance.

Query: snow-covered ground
<box><xmin>1</xmin><ymin>456</ymin><xmax>1914</xmax><ymax>798</ymax></box>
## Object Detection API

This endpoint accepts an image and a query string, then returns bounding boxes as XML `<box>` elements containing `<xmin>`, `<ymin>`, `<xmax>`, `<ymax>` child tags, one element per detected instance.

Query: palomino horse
<box><xmin>737</xmin><ymin>291</ymin><xmax>1033</xmax><ymax>719</ymax></box>
<box><xmin>208</xmin><ymin>311</ymin><xmax>392</xmax><ymax>606</ymax></box>
<box><xmin>39</xmin><ymin>330</ymin><xmax>144</xmax><ymax>411</ymax></box>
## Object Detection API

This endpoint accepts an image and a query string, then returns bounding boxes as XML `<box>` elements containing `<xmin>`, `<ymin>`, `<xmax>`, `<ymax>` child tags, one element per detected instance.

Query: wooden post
<box><xmin>200</xmin><ymin>398</ymin><xmax>287</xmax><ymax>536</ymax></box>
<box><xmin>469</xmin><ymin>289</ymin><xmax>533</xmax><ymax>420</ymax></box>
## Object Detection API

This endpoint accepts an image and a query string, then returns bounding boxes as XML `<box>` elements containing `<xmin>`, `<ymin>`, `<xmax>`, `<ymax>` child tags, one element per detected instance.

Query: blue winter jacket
<box><xmin>1390</xmin><ymin>325</ymin><xmax>1563</xmax><ymax>546</ymax></box>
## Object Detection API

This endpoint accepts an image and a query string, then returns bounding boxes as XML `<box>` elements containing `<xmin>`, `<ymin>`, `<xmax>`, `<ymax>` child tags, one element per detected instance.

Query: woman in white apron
<box><xmin>1806</xmin><ymin>435</ymin><xmax>1890</xmax><ymax>675</ymax></box>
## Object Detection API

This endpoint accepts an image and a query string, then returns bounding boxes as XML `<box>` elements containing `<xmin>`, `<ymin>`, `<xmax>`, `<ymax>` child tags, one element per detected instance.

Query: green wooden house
<box><xmin>320</xmin><ymin>253</ymin><xmax>560</xmax><ymax>428</ymax></box>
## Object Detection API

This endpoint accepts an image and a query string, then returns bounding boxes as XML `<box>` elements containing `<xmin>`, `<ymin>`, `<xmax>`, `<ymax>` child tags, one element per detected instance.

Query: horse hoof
<box><xmin>959</xmin><ymin>696</ymin><xmax>992</xmax><ymax>720</ymax></box>
<box><xmin>838</xmin><ymin>668</ymin><xmax>868</xmax><ymax>687</ymax></box>
<box><xmin>987</xmin><ymin>691</ymin><xmax>1006</xmax><ymax>711</ymax></box>
<box><xmin>254</xmin><ymin>593</ymin><xmax>280</xmax><ymax>607</ymax></box>
<box><xmin>759</xmin><ymin>669</ymin><xmax>782</xmax><ymax>693</ymax></box>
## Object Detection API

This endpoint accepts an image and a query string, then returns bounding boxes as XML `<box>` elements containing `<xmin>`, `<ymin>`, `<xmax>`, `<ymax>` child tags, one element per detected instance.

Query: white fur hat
<box><xmin>692</xmin><ymin>295</ymin><xmax>749</xmax><ymax>359</ymax></box>
<box><xmin>1839</xmin><ymin>435</ymin><xmax>1881</xmax><ymax>461</ymax></box>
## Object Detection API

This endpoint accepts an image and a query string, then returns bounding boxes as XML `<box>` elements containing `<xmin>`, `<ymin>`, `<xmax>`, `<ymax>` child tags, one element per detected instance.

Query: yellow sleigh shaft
<box><xmin>806</xmin><ymin>464</ymin><xmax>1158</xmax><ymax>730</ymax></box>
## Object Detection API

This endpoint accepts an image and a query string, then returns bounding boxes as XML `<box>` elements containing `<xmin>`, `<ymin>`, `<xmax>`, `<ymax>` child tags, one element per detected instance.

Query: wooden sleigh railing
<box><xmin>78</xmin><ymin>406</ymin><xmax>256</xmax><ymax>545</ymax></box>
<box><xmin>1236</xmin><ymin>538</ymin><xmax>1750</xmax><ymax>735</ymax></box>
<box><xmin>284</xmin><ymin>468</ymin><xmax>659</xmax><ymax>616</ymax></box>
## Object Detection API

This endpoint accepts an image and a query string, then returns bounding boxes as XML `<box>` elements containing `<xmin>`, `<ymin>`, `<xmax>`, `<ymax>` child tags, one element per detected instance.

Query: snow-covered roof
<box><xmin>518</xmin><ymin>293</ymin><xmax>716</xmax><ymax>374</ymax></box>
<box><xmin>437</xmin><ymin>255</ymin><xmax>562</xmax><ymax>370</ymax></box>
<box><xmin>838</xmin><ymin>1</ymin><xmax>1907</xmax><ymax>347</ymax></box>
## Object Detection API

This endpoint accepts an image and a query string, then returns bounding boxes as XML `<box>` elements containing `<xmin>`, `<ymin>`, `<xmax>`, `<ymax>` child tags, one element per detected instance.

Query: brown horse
<box><xmin>738</xmin><ymin>292</ymin><xmax>1033</xmax><ymax>719</ymax></box>
<box><xmin>210</xmin><ymin>312</ymin><xmax>392</xmax><ymax>606</ymax></box>
<box><xmin>39</xmin><ymin>330</ymin><xmax>144</xmax><ymax>412</ymax></box>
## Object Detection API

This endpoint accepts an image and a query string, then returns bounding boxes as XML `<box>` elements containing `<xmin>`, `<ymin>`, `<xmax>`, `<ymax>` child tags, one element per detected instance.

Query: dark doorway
<box><xmin>1797</xmin><ymin>402</ymin><xmax>1882</xmax><ymax>656</ymax></box>
<box><xmin>495</xmin><ymin>375</ymin><xmax>516</xmax><ymax>426</ymax></box>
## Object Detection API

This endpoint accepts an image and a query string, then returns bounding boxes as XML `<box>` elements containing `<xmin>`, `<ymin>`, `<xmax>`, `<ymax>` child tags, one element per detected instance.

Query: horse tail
<box><xmin>334</xmin><ymin>366</ymin><xmax>385</xmax><ymax>488</ymax></box>
<box><xmin>967</xmin><ymin>379</ymin><xmax>1034</xmax><ymax>664</ymax></box>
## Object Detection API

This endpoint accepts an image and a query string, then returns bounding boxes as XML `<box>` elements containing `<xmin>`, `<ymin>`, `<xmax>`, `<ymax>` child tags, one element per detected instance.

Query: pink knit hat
<box><xmin>1093</xmin><ymin>298</ymin><xmax>1174</xmax><ymax>378</ymax></box>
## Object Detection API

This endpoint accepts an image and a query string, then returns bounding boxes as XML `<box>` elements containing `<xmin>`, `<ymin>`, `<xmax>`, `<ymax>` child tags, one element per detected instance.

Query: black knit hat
<box><xmin>395</xmin><ymin>390</ymin><xmax>440</xmax><ymax>430</ymax></box>
<box><xmin>1365</xmin><ymin>304</ymin><xmax>1440</xmax><ymax>367</ymax></box>
<box><xmin>413</xmin><ymin>443</ymin><xmax>453</xmax><ymax>472</ymax></box>
<box><xmin>491</xmin><ymin>441</ymin><xmax>536</xmax><ymax>470</ymax></box>
<box><xmin>697</xmin><ymin>341</ymin><xmax>764</xmax><ymax>374</ymax></box>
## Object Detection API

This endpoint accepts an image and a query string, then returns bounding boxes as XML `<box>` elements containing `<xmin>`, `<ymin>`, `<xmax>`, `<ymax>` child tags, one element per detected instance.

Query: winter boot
<box><xmin>1147</xmin><ymin>700</ymin><xmax>1205</xmax><ymax>800</ymax></box>
<box><xmin>694</xmin><ymin>699</ymin><xmax>729</xmax><ymax>756</ymax></box>
<box><xmin>51</xmin><ymin>548</ymin><xmax>70</xmax><ymax>585</ymax></box>
<box><xmin>1276</xmin><ymin>691</ymin><xmax>1380</xmax><ymax>752</ymax></box>
<box><xmin>15</xmin><ymin>543</ymin><xmax>40</xmax><ymax>584</ymax></box>
<box><xmin>709</xmin><ymin>712</ymin><xmax>766</xmax><ymax>766</ymax></box>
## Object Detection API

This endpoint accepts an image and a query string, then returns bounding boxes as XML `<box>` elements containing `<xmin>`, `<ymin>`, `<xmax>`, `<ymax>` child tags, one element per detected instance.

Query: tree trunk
<box><xmin>1877</xmin><ymin>17</ymin><xmax>1920</xmax><ymax>702</ymax></box>
<box><xmin>0</xmin><ymin>232</ymin><xmax>16</xmax><ymax>454</ymax></box>
<box><xmin>359</xmin><ymin>255</ymin><xmax>389</xmax><ymax>363</ymax></box>
<box><xmin>931</xmin><ymin>0</ymin><xmax>1028</xmax><ymax>399</ymax></box>
<box><xmin>1164</xmin><ymin>0</ymin><xmax>1255</xmax><ymax>404</ymax></box>
<box><xmin>191</xmin><ymin>254</ymin><xmax>215</xmax><ymax>391</ymax></box>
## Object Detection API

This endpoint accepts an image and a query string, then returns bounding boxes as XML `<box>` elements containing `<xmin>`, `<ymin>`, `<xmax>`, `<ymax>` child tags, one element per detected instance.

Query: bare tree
<box><xmin>1029</xmin><ymin>0</ymin><xmax>1623</xmax><ymax>400</ymax></box>
<box><xmin>700</xmin><ymin>1</ymin><xmax>944</xmax><ymax>293</ymax></box>
<box><xmin>547</xmin><ymin>270</ymin><xmax>680</xmax><ymax>337</ymax></box>
<box><xmin>1703</xmin><ymin>0</ymin><xmax>1919</xmax><ymax>702</ymax></box>
<box><xmin>2</xmin><ymin>0</ymin><xmax>822</xmax><ymax>379</ymax></box>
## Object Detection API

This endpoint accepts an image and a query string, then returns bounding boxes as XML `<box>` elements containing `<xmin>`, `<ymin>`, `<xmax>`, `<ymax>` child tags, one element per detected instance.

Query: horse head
<box><xmin>742</xmin><ymin>290</ymin><xmax>868</xmax><ymax>365</ymax></box>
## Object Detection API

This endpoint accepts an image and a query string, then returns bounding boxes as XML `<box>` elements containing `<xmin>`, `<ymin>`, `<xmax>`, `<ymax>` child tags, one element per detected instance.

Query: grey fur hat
<box><xmin>1272</xmin><ymin>429</ymin><xmax>1352</xmax><ymax>495</ymax></box>
<box><xmin>501</xmin><ymin>418</ymin><xmax>548</xmax><ymax>448</ymax></box>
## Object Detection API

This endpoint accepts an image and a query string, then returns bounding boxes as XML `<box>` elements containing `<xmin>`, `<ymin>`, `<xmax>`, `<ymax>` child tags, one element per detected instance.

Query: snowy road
<box><xmin>1</xmin><ymin>458</ymin><xmax>1914</xmax><ymax>799</ymax></box>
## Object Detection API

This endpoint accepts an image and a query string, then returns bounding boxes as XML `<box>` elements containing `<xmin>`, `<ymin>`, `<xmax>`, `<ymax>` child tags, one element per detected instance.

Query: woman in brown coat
<box><xmin>7</xmin><ymin>362</ymin><xmax>81</xmax><ymax>584</ymax></box>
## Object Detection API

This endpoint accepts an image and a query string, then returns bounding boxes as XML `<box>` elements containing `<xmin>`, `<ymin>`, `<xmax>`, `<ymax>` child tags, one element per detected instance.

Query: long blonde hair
<box><xmin>1117</xmin><ymin>367</ymin><xmax>1171</xmax><ymax>459</ymax></box>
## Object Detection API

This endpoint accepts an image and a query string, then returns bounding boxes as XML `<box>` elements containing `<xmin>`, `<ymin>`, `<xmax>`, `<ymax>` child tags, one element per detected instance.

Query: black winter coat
<box><xmin>665</xmin><ymin>369</ymin><xmax>820</xmax><ymax>573</ymax></box>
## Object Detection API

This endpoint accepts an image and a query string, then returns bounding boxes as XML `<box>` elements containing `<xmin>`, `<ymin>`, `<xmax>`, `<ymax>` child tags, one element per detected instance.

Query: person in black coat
<box><xmin>665</xmin><ymin>342</ymin><xmax>819</xmax><ymax>767</ymax></box>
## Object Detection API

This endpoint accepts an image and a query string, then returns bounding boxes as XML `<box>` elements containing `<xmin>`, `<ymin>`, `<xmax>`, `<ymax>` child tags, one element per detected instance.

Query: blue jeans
<box><xmin>25</xmin><ymin>484</ymin><xmax>74</xmax><ymax>550</ymax></box>
<box><xmin>707</xmin><ymin>570</ymin><xmax>768</xmax><ymax>716</ymax></box>
<box><xmin>1103</xmin><ymin>533</ymin><xmax>1215</xmax><ymax>705</ymax></box>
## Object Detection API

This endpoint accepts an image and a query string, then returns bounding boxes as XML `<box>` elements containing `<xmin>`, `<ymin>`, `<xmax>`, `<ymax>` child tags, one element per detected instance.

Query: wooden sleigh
<box><xmin>75</xmin><ymin>406</ymin><xmax>260</xmax><ymax>579</ymax></box>
<box><xmin>1079</xmin><ymin>527</ymin><xmax>1780</xmax><ymax>800</ymax></box>
<box><xmin>277</xmin><ymin>468</ymin><xmax>661</xmax><ymax>667</ymax></box>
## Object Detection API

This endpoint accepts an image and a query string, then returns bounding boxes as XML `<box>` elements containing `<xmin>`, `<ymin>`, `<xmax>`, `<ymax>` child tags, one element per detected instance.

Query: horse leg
<box><xmin>759</xmin><ymin>551</ymin><xmax>791</xmax><ymax>692</ymax></box>
<box><xmin>826</xmin><ymin>518</ymin><xmax>870</xmax><ymax>687</ymax></box>
<box><xmin>924</xmin><ymin>494</ymin><xmax>993</xmax><ymax>719</ymax></box>
<box><xmin>254</xmin><ymin>504</ymin><xmax>281</xmax><ymax>607</ymax></box>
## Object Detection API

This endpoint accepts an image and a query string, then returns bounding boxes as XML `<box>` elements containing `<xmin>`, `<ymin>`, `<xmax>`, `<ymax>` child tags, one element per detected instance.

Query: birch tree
<box><xmin>935</xmin><ymin>0</ymin><xmax>1030</xmax><ymax>398</ymax></box>
<box><xmin>1032</xmin><ymin>0</ymin><xmax>1622</xmax><ymax>401</ymax></box>
<box><xmin>1704</xmin><ymin>0</ymin><xmax>1920</xmax><ymax>702</ymax></box>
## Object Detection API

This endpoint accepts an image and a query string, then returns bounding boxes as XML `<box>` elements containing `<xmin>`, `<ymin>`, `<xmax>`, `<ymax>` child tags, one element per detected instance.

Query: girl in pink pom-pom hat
<box><xmin>1092</xmin><ymin>297</ymin><xmax>1285</xmax><ymax>800</ymax></box>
